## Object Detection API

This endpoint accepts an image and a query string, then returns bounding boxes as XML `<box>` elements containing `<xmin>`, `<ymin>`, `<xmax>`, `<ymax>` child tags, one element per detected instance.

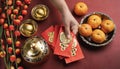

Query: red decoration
<box><xmin>0</xmin><ymin>0</ymin><xmax>31</xmax><ymax>68</ymax></box>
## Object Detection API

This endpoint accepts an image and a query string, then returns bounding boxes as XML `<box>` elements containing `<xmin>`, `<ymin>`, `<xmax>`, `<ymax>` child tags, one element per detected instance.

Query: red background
<box><xmin>0</xmin><ymin>0</ymin><xmax>120</xmax><ymax>69</ymax></box>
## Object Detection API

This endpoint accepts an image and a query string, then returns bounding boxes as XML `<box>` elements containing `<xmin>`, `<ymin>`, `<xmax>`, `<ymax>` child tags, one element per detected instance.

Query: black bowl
<box><xmin>79</xmin><ymin>12</ymin><xmax>116</xmax><ymax>47</ymax></box>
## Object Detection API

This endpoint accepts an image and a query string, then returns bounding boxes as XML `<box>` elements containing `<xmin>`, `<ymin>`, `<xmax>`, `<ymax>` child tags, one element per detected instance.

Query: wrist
<box><xmin>62</xmin><ymin>8</ymin><xmax>71</xmax><ymax>17</ymax></box>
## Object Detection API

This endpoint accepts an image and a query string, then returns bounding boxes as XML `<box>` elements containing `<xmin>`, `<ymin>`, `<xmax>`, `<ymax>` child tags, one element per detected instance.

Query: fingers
<box><xmin>65</xmin><ymin>25</ymin><xmax>71</xmax><ymax>38</ymax></box>
<box><xmin>64</xmin><ymin>23</ymin><xmax>71</xmax><ymax>39</ymax></box>
<box><xmin>64</xmin><ymin>22</ymin><xmax>78</xmax><ymax>39</ymax></box>
<box><xmin>63</xmin><ymin>15</ymin><xmax>79</xmax><ymax>38</ymax></box>
<box><xmin>72</xmin><ymin>26</ymin><xmax>78</xmax><ymax>34</ymax></box>
<box><xmin>71</xmin><ymin>21</ymin><xmax>79</xmax><ymax>35</ymax></box>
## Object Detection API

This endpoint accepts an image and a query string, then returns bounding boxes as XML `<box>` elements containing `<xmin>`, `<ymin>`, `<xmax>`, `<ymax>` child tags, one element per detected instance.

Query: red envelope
<box><xmin>65</xmin><ymin>36</ymin><xmax>84</xmax><ymax>64</ymax></box>
<box><xmin>54</xmin><ymin>27</ymin><xmax>74</xmax><ymax>57</ymax></box>
<box><xmin>53</xmin><ymin>25</ymin><xmax>61</xmax><ymax>49</ymax></box>
<box><xmin>41</xmin><ymin>26</ymin><xmax>55</xmax><ymax>49</ymax></box>
<box><xmin>41</xmin><ymin>25</ymin><xmax>61</xmax><ymax>50</ymax></box>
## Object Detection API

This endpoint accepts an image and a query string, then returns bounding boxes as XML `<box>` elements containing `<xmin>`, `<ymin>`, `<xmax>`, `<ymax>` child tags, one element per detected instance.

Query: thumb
<box><xmin>71</xmin><ymin>21</ymin><xmax>79</xmax><ymax>35</ymax></box>
<box><xmin>72</xmin><ymin>25</ymin><xmax>78</xmax><ymax>35</ymax></box>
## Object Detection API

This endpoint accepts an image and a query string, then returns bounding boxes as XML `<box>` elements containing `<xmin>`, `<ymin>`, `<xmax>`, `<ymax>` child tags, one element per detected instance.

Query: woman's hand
<box><xmin>62</xmin><ymin>10</ymin><xmax>79</xmax><ymax>38</ymax></box>
<box><xmin>50</xmin><ymin>0</ymin><xmax>79</xmax><ymax>38</ymax></box>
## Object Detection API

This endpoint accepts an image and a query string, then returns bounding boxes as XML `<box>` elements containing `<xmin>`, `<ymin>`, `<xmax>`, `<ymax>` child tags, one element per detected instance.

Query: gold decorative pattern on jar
<box><xmin>21</xmin><ymin>36</ymin><xmax>50</xmax><ymax>64</ymax></box>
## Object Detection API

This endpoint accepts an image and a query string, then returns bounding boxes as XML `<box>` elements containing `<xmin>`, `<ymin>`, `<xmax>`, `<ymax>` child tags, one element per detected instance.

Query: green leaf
<box><xmin>0</xmin><ymin>25</ymin><xmax>3</xmax><ymax>38</ymax></box>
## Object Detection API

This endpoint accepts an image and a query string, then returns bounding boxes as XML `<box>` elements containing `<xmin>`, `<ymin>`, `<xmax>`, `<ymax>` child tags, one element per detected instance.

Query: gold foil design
<box><xmin>60</xmin><ymin>43</ymin><xmax>69</xmax><ymax>51</ymax></box>
<box><xmin>48</xmin><ymin>32</ymin><xmax>54</xmax><ymax>43</ymax></box>
<box><xmin>21</xmin><ymin>37</ymin><xmax>50</xmax><ymax>63</ymax></box>
<box><xmin>60</xmin><ymin>32</ymin><xmax>72</xmax><ymax>51</ymax></box>
<box><xmin>60</xmin><ymin>32</ymin><xmax>72</xmax><ymax>44</ymax></box>
<box><xmin>71</xmin><ymin>39</ymin><xmax>77</xmax><ymax>56</ymax></box>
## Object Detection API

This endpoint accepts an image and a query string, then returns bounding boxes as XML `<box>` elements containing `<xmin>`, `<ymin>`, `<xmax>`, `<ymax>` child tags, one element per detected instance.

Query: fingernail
<box><xmin>67</xmin><ymin>35</ymin><xmax>70</xmax><ymax>39</ymax></box>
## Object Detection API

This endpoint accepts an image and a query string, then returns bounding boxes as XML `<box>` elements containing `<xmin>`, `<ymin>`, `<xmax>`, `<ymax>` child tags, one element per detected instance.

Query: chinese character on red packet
<box><xmin>41</xmin><ymin>25</ymin><xmax>61</xmax><ymax>50</ymax></box>
<box><xmin>41</xmin><ymin>26</ymin><xmax>55</xmax><ymax>49</ymax></box>
<box><xmin>54</xmin><ymin>26</ymin><xmax>74</xmax><ymax>58</ymax></box>
<box><xmin>65</xmin><ymin>36</ymin><xmax>84</xmax><ymax>64</ymax></box>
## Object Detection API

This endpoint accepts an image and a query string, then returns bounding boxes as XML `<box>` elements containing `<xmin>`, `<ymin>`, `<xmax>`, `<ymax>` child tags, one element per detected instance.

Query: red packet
<box><xmin>54</xmin><ymin>27</ymin><xmax>73</xmax><ymax>57</ymax></box>
<box><xmin>41</xmin><ymin>26</ymin><xmax>55</xmax><ymax>49</ymax></box>
<box><xmin>53</xmin><ymin>25</ymin><xmax>61</xmax><ymax>48</ymax></box>
<box><xmin>65</xmin><ymin>36</ymin><xmax>84</xmax><ymax>64</ymax></box>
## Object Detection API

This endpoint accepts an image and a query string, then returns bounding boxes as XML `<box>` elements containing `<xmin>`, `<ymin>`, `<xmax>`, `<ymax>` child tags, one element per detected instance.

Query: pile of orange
<box><xmin>78</xmin><ymin>14</ymin><xmax>115</xmax><ymax>43</ymax></box>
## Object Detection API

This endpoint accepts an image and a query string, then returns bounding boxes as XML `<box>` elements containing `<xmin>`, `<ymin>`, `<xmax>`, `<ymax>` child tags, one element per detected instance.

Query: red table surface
<box><xmin>0</xmin><ymin>0</ymin><xmax>120</xmax><ymax>69</ymax></box>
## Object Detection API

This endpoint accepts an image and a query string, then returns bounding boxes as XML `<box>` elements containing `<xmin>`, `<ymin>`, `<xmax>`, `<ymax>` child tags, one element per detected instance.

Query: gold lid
<box><xmin>31</xmin><ymin>4</ymin><xmax>49</xmax><ymax>21</ymax></box>
<box><xmin>19</xmin><ymin>19</ymin><xmax>38</xmax><ymax>37</ymax></box>
<box><xmin>21</xmin><ymin>36</ymin><xmax>50</xmax><ymax>64</ymax></box>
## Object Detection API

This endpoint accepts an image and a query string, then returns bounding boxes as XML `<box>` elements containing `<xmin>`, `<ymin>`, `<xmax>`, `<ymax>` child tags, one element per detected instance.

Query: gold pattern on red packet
<box><xmin>48</xmin><ymin>32</ymin><xmax>54</xmax><ymax>43</ymax></box>
<box><xmin>41</xmin><ymin>26</ymin><xmax>55</xmax><ymax>49</ymax></box>
<box><xmin>53</xmin><ymin>25</ymin><xmax>61</xmax><ymax>48</ymax></box>
<box><xmin>71</xmin><ymin>39</ymin><xmax>77</xmax><ymax>56</ymax></box>
<box><xmin>59</xmin><ymin>32</ymin><xmax>72</xmax><ymax>51</ymax></box>
<box><xmin>65</xmin><ymin>36</ymin><xmax>84</xmax><ymax>64</ymax></box>
<box><xmin>54</xmin><ymin>27</ymin><xmax>73</xmax><ymax>57</ymax></box>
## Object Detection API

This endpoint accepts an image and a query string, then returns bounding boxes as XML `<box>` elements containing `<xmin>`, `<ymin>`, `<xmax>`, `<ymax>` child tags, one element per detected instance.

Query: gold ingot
<box><xmin>23</xmin><ymin>24</ymin><xmax>34</xmax><ymax>32</ymax></box>
<box><xmin>35</xmin><ymin>8</ymin><xmax>45</xmax><ymax>18</ymax></box>
<box><xmin>21</xmin><ymin>36</ymin><xmax>50</xmax><ymax>64</ymax></box>
<box><xmin>31</xmin><ymin>4</ymin><xmax>49</xmax><ymax>21</ymax></box>
<box><xmin>19</xmin><ymin>19</ymin><xmax>38</xmax><ymax>37</ymax></box>
<box><xmin>43</xmin><ymin>6</ymin><xmax>47</xmax><ymax>16</ymax></box>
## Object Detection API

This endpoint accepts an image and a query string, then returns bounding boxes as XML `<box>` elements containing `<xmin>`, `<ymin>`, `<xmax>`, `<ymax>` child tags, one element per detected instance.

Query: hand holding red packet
<box><xmin>41</xmin><ymin>25</ymin><xmax>84</xmax><ymax>64</ymax></box>
<box><xmin>54</xmin><ymin>27</ymin><xmax>74</xmax><ymax>57</ymax></box>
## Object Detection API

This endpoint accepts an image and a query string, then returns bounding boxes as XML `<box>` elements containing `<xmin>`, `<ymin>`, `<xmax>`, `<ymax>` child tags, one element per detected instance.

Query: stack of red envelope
<box><xmin>41</xmin><ymin>25</ymin><xmax>84</xmax><ymax>64</ymax></box>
